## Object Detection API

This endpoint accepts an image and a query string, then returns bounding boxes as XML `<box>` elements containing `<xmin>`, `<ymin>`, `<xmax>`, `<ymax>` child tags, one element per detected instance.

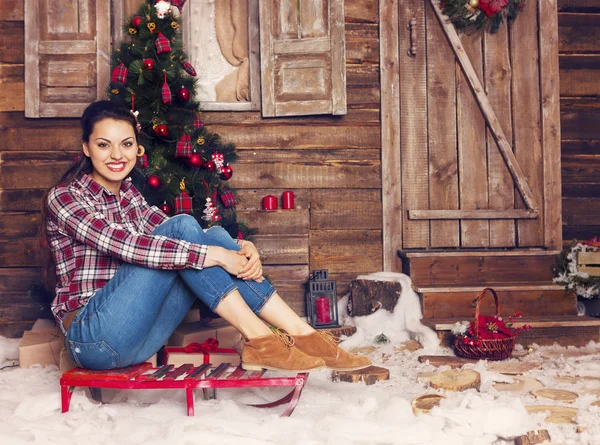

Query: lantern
<box><xmin>305</xmin><ymin>270</ymin><xmax>339</xmax><ymax>329</ymax></box>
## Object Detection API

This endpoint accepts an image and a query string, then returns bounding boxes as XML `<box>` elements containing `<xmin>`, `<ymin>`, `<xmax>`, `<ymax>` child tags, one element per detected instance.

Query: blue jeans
<box><xmin>66</xmin><ymin>215</ymin><xmax>275</xmax><ymax>370</ymax></box>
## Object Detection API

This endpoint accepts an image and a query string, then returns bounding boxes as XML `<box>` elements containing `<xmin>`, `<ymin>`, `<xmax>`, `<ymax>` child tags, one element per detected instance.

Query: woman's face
<box><xmin>82</xmin><ymin>118</ymin><xmax>138</xmax><ymax>195</ymax></box>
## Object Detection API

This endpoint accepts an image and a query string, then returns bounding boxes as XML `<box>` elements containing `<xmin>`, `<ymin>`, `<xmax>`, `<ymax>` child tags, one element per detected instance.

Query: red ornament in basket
<box><xmin>452</xmin><ymin>288</ymin><xmax>531</xmax><ymax>361</ymax></box>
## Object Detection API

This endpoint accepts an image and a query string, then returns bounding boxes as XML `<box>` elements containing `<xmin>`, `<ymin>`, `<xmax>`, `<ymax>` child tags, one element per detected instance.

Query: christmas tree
<box><xmin>107</xmin><ymin>0</ymin><xmax>253</xmax><ymax>239</ymax></box>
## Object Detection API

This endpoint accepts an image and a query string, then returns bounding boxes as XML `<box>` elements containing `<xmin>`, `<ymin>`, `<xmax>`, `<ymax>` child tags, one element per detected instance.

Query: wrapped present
<box><xmin>163</xmin><ymin>338</ymin><xmax>240</xmax><ymax>368</ymax></box>
<box><xmin>19</xmin><ymin>328</ymin><xmax>63</xmax><ymax>368</ymax></box>
<box><xmin>168</xmin><ymin>318</ymin><xmax>243</xmax><ymax>349</ymax></box>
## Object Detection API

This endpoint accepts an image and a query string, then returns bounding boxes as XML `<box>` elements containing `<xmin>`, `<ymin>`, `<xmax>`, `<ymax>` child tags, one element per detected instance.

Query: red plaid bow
<box><xmin>183</xmin><ymin>338</ymin><xmax>219</xmax><ymax>353</ymax></box>
<box><xmin>111</xmin><ymin>63</ymin><xmax>128</xmax><ymax>83</ymax></box>
<box><xmin>154</xmin><ymin>32</ymin><xmax>172</xmax><ymax>54</ymax></box>
<box><xmin>175</xmin><ymin>133</ymin><xmax>192</xmax><ymax>158</ymax></box>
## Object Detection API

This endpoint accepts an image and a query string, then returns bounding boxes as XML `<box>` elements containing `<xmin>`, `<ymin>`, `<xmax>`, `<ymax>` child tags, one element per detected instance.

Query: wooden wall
<box><xmin>559</xmin><ymin>0</ymin><xmax>600</xmax><ymax>244</ymax></box>
<box><xmin>0</xmin><ymin>0</ymin><xmax>382</xmax><ymax>337</ymax></box>
<box><xmin>1</xmin><ymin>0</ymin><xmax>598</xmax><ymax>337</ymax></box>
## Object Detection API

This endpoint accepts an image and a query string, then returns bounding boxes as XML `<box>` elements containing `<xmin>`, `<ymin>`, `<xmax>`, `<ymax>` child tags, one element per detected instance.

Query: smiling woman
<box><xmin>37</xmin><ymin>100</ymin><xmax>370</xmax><ymax>373</ymax></box>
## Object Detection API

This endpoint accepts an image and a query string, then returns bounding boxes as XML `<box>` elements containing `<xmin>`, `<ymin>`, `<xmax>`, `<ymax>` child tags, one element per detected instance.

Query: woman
<box><xmin>41</xmin><ymin>100</ymin><xmax>370</xmax><ymax>372</ymax></box>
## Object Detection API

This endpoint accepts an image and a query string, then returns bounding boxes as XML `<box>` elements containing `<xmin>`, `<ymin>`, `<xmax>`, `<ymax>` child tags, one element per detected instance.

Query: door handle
<box><xmin>407</xmin><ymin>18</ymin><xmax>417</xmax><ymax>57</ymax></box>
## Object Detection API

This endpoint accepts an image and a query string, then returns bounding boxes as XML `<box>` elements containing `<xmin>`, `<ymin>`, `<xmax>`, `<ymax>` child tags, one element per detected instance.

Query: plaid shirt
<box><xmin>46</xmin><ymin>173</ymin><xmax>208</xmax><ymax>326</ymax></box>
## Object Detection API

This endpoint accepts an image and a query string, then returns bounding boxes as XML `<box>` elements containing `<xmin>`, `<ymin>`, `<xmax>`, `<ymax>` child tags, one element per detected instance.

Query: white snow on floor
<box><xmin>1</xmin><ymin>274</ymin><xmax>599</xmax><ymax>444</ymax></box>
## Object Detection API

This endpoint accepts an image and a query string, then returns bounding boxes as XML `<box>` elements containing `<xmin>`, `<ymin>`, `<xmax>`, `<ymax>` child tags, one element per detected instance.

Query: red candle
<box><xmin>262</xmin><ymin>195</ymin><xmax>278</xmax><ymax>210</ymax></box>
<box><xmin>282</xmin><ymin>190</ymin><xmax>295</xmax><ymax>209</ymax></box>
<box><xmin>316</xmin><ymin>297</ymin><xmax>331</xmax><ymax>323</ymax></box>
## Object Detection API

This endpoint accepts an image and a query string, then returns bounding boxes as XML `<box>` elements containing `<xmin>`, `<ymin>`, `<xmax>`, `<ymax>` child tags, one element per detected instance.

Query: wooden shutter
<box><xmin>259</xmin><ymin>0</ymin><xmax>347</xmax><ymax>117</ymax></box>
<box><xmin>24</xmin><ymin>0</ymin><xmax>110</xmax><ymax>117</ymax></box>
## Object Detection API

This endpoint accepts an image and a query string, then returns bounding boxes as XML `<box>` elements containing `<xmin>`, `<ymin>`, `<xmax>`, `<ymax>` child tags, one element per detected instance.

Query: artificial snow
<box><xmin>1</xmin><ymin>274</ymin><xmax>599</xmax><ymax>444</ymax></box>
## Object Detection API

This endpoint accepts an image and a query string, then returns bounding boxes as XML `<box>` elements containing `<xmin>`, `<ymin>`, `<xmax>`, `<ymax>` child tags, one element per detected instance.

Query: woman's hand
<box><xmin>236</xmin><ymin>241</ymin><xmax>264</xmax><ymax>282</ymax></box>
<box><xmin>205</xmin><ymin>246</ymin><xmax>249</xmax><ymax>277</ymax></box>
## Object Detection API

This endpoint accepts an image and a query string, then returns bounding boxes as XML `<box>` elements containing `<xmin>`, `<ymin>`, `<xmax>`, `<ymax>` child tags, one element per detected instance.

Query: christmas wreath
<box><xmin>441</xmin><ymin>0</ymin><xmax>525</xmax><ymax>34</ymax></box>
<box><xmin>555</xmin><ymin>238</ymin><xmax>600</xmax><ymax>299</ymax></box>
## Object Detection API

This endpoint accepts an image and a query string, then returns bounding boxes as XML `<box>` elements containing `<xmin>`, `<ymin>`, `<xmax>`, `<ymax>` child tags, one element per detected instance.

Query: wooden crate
<box><xmin>577</xmin><ymin>251</ymin><xmax>600</xmax><ymax>276</ymax></box>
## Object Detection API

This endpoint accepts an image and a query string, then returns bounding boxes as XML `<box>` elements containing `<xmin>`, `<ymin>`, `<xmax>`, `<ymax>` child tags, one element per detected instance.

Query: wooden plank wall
<box><xmin>559</xmin><ymin>0</ymin><xmax>600</xmax><ymax>244</ymax></box>
<box><xmin>0</xmin><ymin>0</ymin><xmax>382</xmax><ymax>337</ymax></box>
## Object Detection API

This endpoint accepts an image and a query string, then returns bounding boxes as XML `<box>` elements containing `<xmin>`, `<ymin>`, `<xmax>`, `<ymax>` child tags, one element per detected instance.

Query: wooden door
<box><xmin>380</xmin><ymin>0</ymin><xmax>562</xmax><ymax>267</ymax></box>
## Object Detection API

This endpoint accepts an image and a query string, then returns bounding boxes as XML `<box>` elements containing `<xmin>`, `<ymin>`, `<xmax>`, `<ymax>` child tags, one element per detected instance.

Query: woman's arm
<box><xmin>48</xmin><ymin>187</ymin><xmax>208</xmax><ymax>270</ymax></box>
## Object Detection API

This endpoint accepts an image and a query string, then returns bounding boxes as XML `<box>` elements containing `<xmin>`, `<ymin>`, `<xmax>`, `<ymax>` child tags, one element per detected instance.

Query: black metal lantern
<box><xmin>306</xmin><ymin>270</ymin><xmax>339</xmax><ymax>329</ymax></box>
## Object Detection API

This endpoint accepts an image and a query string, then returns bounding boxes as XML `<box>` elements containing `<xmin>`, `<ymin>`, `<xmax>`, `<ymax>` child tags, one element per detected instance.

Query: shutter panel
<box><xmin>259</xmin><ymin>0</ymin><xmax>347</xmax><ymax>117</ymax></box>
<box><xmin>24</xmin><ymin>0</ymin><xmax>110</xmax><ymax>118</ymax></box>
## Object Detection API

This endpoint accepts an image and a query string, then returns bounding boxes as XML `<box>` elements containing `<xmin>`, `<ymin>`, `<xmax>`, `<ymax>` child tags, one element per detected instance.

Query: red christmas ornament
<box><xmin>203</xmin><ymin>160</ymin><xmax>216</xmax><ymax>172</ymax></box>
<box><xmin>181</xmin><ymin>61</ymin><xmax>197</xmax><ymax>77</ymax></box>
<box><xmin>193</xmin><ymin>114</ymin><xmax>204</xmax><ymax>130</ymax></box>
<box><xmin>219</xmin><ymin>164</ymin><xmax>233</xmax><ymax>180</ymax></box>
<box><xmin>160</xmin><ymin>202</ymin><xmax>172</xmax><ymax>215</ymax></box>
<box><xmin>162</xmin><ymin>73</ymin><xmax>171</xmax><ymax>104</ymax></box>
<box><xmin>111</xmin><ymin>63</ymin><xmax>128</xmax><ymax>83</ymax></box>
<box><xmin>137</xmin><ymin>153</ymin><xmax>149</xmax><ymax>168</ymax></box>
<box><xmin>171</xmin><ymin>0</ymin><xmax>187</xmax><ymax>11</ymax></box>
<box><xmin>177</xmin><ymin>87</ymin><xmax>190</xmax><ymax>102</ymax></box>
<box><xmin>132</xmin><ymin>16</ymin><xmax>142</xmax><ymax>27</ymax></box>
<box><xmin>175</xmin><ymin>133</ymin><xmax>192</xmax><ymax>158</ymax></box>
<box><xmin>147</xmin><ymin>175</ymin><xmax>161</xmax><ymax>188</ymax></box>
<box><xmin>187</xmin><ymin>152</ymin><xmax>203</xmax><ymax>168</ymax></box>
<box><xmin>143</xmin><ymin>58</ymin><xmax>155</xmax><ymax>70</ymax></box>
<box><xmin>175</xmin><ymin>191</ymin><xmax>193</xmax><ymax>214</ymax></box>
<box><xmin>237</xmin><ymin>230</ymin><xmax>244</xmax><ymax>240</ymax></box>
<box><xmin>154</xmin><ymin>124</ymin><xmax>169</xmax><ymax>137</ymax></box>
<box><xmin>154</xmin><ymin>32</ymin><xmax>172</xmax><ymax>54</ymax></box>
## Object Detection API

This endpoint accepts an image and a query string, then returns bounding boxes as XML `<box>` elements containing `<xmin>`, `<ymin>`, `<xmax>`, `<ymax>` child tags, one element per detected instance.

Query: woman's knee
<box><xmin>153</xmin><ymin>214</ymin><xmax>205</xmax><ymax>241</ymax></box>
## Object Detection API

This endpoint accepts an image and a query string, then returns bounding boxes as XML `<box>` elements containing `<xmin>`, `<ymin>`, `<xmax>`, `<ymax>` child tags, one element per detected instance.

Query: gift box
<box><xmin>168</xmin><ymin>318</ymin><xmax>243</xmax><ymax>349</ymax></box>
<box><xmin>19</xmin><ymin>328</ymin><xmax>64</xmax><ymax>368</ymax></box>
<box><xmin>163</xmin><ymin>339</ymin><xmax>240</xmax><ymax>368</ymax></box>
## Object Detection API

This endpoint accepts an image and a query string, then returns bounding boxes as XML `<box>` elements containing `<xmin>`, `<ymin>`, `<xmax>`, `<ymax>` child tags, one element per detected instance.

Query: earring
<box><xmin>137</xmin><ymin>145</ymin><xmax>145</xmax><ymax>157</ymax></box>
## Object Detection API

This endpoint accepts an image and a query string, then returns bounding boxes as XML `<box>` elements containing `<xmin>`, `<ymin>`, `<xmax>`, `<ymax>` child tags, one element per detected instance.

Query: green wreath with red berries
<box><xmin>441</xmin><ymin>0</ymin><xmax>525</xmax><ymax>34</ymax></box>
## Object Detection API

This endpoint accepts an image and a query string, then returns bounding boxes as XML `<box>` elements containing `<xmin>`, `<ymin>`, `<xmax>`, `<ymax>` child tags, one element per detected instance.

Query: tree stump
<box><xmin>349</xmin><ymin>279</ymin><xmax>402</xmax><ymax>316</ymax></box>
<box><xmin>493</xmin><ymin>376</ymin><xmax>544</xmax><ymax>393</ymax></box>
<box><xmin>428</xmin><ymin>369</ymin><xmax>481</xmax><ymax>391</ymax></box>
<box><xmin>418</xmin><ymin>355</ymin><xmax>477</xmax><ymax>368</ymax></box>
<box><xmin>525</xmin><ymin>405</ymin><xmax>578</xmax><ymax>424</ymax></box>
<box><xmin>487</xmin><ymin>361</ymin><xmax>541</xmax><ymax>375</ymax></box>
<box><xmin>332</xmin><ymin>365</ymin><xmax>390</xmax><ymax>386</ymax></box>
<box><xmin>531</xmin><ymin>389</ymin><xmax>579</xmax><ymax>403</ymax></box>
<box><xmin>514</xmin><ymin>429</ymin><xmax>551</xmax><ymax>445</ymax></box>
<box><xmin>411</xmin><ymin>394</ymin><xmax>446</xmax><ymax>415</ymax></box>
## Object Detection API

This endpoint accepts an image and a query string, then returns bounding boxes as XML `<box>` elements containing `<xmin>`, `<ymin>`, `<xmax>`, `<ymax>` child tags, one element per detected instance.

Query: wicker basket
<box><xmin>453</xmin><ymin>288</ymin><xmax>516</xmax><ymax>361</ymax></box>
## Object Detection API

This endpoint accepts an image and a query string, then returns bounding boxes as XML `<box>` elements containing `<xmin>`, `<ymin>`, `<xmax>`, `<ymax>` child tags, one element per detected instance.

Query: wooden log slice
<box><xmin>488</xmin><ymin>361</ymin><xmax>541</xmax><ymax>375</ymax></box>
<box><xmin>553</xmin><ymin>375</ymin><xmax>600</xmax><ymax>384</ymax></box>
<box><xmin>525</xmin><ymin>405</ymin><xmax>578</xmax><ymax>424</ymax></box>
<box><xmin>591</xmin><ymin>400</ymin><xmax>600</xmax><ymax>407</ymax></box>
<box><xmin>541</xmin><ymin>348</ymin><xmax>599</xmax><ymax>359</ymax></box>
<box><xmin>323</xmin><ymin>325</ymin><xmax>357</xmax><ymax>338</ymax></box>
<box><xmin>514</xmin><ymin>429</ymin><xmax>551</xmax><ymax>445</ymax></box>
<box><xmin>493</xmin><ymin>376</ymin><xmax>544</xmax><ymax>393</ymax></box>
<box><xmin>349</xmin><ymin>346</ymin><xmax>377</xmax><ymax>355</ymax></box>
<box><xmin>395</xmin><ymin>340</ymin><xmax>422</xmax><ymax>353</ymax></box>
<box><xmin>411</xmin><ymin>394</ymin><xmax>446</xmax><ymax>415</ymax></box>
<box><xmin>531</xmin><ymin>389</ymin><xmax>579</xmax><ymax>403</ymax></box>
<box><xmin>428</xmin><ymin>369</ymin><xmax>481</xmax><ymax>392</ymax></box>
<box><xmin>418</xmin><ymin>355</ymin><xmax>477</xmax><ymax>369</ymax></box>
<box><xmin>332</xmin><ymin>365</ymin><xmax>390</xmax><ymax>386</ymax></box>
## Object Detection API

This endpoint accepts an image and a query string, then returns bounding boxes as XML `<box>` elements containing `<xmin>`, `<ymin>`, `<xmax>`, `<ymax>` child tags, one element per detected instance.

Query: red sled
<box><xmin>60</xmin><ymin>362</ymin><xmax>308</xmax><ymax>417</ymax></box>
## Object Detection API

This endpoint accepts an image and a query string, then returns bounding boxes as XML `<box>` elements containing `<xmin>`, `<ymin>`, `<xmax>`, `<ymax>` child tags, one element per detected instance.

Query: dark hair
<box><xmin>39</xmin><ymin>100</ymin><xmax>139</xmax><ymax>295</ymax></box>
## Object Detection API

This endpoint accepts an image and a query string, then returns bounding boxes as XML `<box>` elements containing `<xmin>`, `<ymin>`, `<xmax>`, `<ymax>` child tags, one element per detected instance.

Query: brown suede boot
<box><xmin>292</xmin><ymin>331</ymin><xmax>371</xmax><ymax>371</ymax></box>
<box><xmin>241</xmin><ymin>330</ymin><xmax>326</xmax><ymax>372</ymax></box>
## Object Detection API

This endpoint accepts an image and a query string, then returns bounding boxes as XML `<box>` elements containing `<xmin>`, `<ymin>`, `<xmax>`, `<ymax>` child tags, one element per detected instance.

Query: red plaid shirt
<box><xmin>46</xmin><ymin>173</ymin><xmax>208</xmax><ymax>325</ymax></box>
